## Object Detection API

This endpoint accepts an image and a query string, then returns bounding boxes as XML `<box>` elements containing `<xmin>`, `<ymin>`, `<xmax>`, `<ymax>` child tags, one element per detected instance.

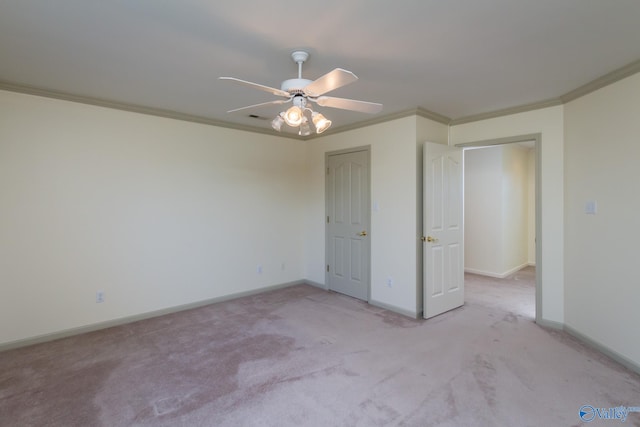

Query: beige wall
<box><xmin>527</xmin><ymin>149</ymin><xmax>536</xmax><ymax>265</ymax></box>
<box><xmin>464</xmin><ymin>145</ymin><xmax>530</xmax><ymax>277</ymax></box>
<box><xmin>304</xmin><ymin>115</ymin><xmax>448</xmax><ymax>317</ymax></box>
<box><xmin>0</xmin><ymin>91</ymin><xmax>448</xmax><ymax>346</ymax></box>
<box><xmin>501</xmin><ymin>144</ymin><xmax>530</xmax><ymax>273</ymax></box>
<box><xmin>464</xmin><ymin>147</ymin><xmax>503</xmax><ymax>275</ymax></box>
<box><xmin>450</xmin><ymin>106</ymin><xmax>565</xmax><ymax>325</ymax></box>
<box><xmin>564</xmin><ymin>72</ymin><xmax>640</xmax><ymax>366</ymax></box>
<box><xmin>3</xmin><ymin>72</ymin><xmax>640</xmax><ymax>371</ymax></box>
<box><xmin>0</xmin><ymin>90</ymin><xmax>307</xmax><ymax>346</ymax></box>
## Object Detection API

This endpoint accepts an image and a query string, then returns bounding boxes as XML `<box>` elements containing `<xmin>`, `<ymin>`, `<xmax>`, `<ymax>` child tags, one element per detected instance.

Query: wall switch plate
<box><xmin>257</xmin><ymin>265</ymin><xmax>263</xmax><ymax>274</ymax></box>
<box><xmin>387</xmin><ymin>277</ymin><xmax>393</xmax><ymax>287</ymax></box>
<box><xmin>585</xmin><ymin>200</ymin><xmax>597</xmax><ymax>215</ymax></box>
<box><xmin>96</xmin><ymin>291</ymin><xmax>105</xmax><ymax>303</ymax></box>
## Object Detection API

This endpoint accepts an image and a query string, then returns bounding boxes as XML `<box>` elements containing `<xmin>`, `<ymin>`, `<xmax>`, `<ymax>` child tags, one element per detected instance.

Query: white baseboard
<box><xmin>465</xmin><ymin>262</ymin><xmax>530</xmax><ymax>279</ymax></box>
<box><xmin>535</xmin><ymin>318</ymin><xmax>564</xmax><ymax>330</ymax></box>
<box><xmin>304</xmin><ymin>279</ymin><xmax>328</xmax><ymax>291</ymax></box>
<box><xmin>464</xmin><ymin>268</ymin><xmax>504</xmax><ymax>278</ymax></box>
<box><xmin>537</xmin><ymin>319</ymin><xmax>640</xmax><ymax>375</ymax></box>
<box><xmin>305</xmin><ymin>281</ymin><xmax>420</xmax><ymax>318</ymax></box>
<box><xmin>0</xmin><ymin>280</ymin><xmax>306</xmax><ymax>353</ymax></box>
<box><xmin>369</xmin><ymin>299</ymin><xmax>421</xmax><ymax>319</ymax></box>
<box><xmin>306</xmin><ymin>282</ymin><xmax>420</xmax><ymax>318</ymax></box>
<box><xmin>563</xmin><ymin>324</ymin><xmax>640</xmax><ymax>376</ymax></box>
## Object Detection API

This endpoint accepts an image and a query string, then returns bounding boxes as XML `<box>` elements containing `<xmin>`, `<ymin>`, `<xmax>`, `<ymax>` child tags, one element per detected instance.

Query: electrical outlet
<box><xmin>387</xmin><ymin>277</ymin><xmax>393</xmax><ymax>288</ymax></box>
<box><xmin>257</xmin><ymin>265</ymin><xmax>263</xmax><ymax>274</ymax></box>
<box><xmin>281</xmin><ymin>262</ymin><xmax>286</xmax><ymax>271</ymax></box>
<box><xmin>96</xmin><ymin>290</ymin><xmax>105</xmax><ymax>303</ymax></box>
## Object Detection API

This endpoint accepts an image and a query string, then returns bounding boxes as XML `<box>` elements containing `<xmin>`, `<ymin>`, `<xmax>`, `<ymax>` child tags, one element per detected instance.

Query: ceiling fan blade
<box><xmin>303</xmin><ymin>68</ymin><xmax>358</xmax><ymax>97</ymax></box>
<box><xmin>227</xmin><ymin>99</ymin><xmax>290</xmax><ymax>113</ymax></box>
<box><xmin>315</xmin><ymin>96</ymin><xmax>383</xmax><ymax>114</ymax></box>
<box><xmin>219</xmin><ymin>77</ymin><xmax>290</xmax><ymax>98</ymax></box>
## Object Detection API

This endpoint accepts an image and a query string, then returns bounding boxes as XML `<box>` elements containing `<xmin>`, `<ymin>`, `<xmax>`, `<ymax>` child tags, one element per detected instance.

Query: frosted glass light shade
<box><xmin>271</xmin><ymin>114</ymin><xmax>284</xmax><ymax>131</ymax></box>
<box><xmin>283</xmin><ymin>106</ymin><xmax>303</xmax><ymax>127</ymax></box>
<box><xmin>299</xmin><ymin>119</ymin><xmax>311</xmax><ymax>136</ymax></box>
<box><xmin>312</xmin><ymin>112</ymin><xmax>332</xmax><ymax>133</ymax></box>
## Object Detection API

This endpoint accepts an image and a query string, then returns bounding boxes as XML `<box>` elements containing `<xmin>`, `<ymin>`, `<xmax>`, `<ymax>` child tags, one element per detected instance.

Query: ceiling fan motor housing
<box><xmin>291</xmin><ymin>93</ymin><xmax>307</xmax><ymax>108</ymax></box>
<box><xmin>281</xmin><ymin>78</ymin><xmax>312</xmax><ymax>93</ymax></box>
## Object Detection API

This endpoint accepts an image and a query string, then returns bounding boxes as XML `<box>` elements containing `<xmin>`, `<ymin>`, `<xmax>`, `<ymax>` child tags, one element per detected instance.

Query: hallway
<box><xmin>465</xmin><ymin>266</ymin><xmax>535</xmax><ymax>320</ymax></box>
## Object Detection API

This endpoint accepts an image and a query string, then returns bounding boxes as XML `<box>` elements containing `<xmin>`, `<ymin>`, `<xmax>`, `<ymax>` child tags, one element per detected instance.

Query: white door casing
<box><xmin>423</xmin><ymin>142</ymin><xmax>464</xmax><ymax>318</ymax></box>
<box><xmin>326</xmin><ymin>149</ymin><xmax>370</xmax><ymax>301</ymax></box>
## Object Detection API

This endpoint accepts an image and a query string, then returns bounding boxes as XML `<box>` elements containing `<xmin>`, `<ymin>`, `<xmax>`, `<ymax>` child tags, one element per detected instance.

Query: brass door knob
<box><xmin>421</xmin><ymin>236</ymin><xmax>438</xmax><ymax>243</ymax></box>
<box><xmin>358</xmin><ymin>231</ymin><xmax>368</xmax><ymax>237</ymax></box>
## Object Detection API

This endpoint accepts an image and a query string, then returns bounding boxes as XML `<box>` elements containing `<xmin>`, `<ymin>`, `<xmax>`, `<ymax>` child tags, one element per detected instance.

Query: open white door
<box><xmin>423</xmin><ymin>142</ymin><xmax>464</xmax><ymax>319</ymax></box>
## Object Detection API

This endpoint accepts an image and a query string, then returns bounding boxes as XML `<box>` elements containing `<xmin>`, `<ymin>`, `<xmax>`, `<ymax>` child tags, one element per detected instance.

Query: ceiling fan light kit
<box><xmin>312</xmin><ymin>111</ymin><xmax>331</xmax><ymax>134</ymax></box>
<box><xmin>271</xmin><ymin>113</ymin><xmax>285</xmax><ymax>131</ymax></box>
<box><xmin>284</xmin><ymin>106</ymin><xmax>303</xmax><ymax>127</ymax></box>
<box><xmin>220</xmin><ymin>50</ymin><xmax>382</xmax><ymax>136</ymax></box>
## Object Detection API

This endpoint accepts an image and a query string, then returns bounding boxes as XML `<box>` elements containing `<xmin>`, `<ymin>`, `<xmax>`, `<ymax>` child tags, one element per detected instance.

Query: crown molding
<box><xmin>450</xmin><ymin>58</ymin><xmax>640</xmax><ymax>125</ymax></box>
<box><xmin>307</xmin><ymin>107</ymin><xmax>451</xmax><ymax>140</ymax></box>
<box><xmin>0</xmin><ymin>81</ymin><xmax>304</xmax><ymax>140</ymax></box>
<box><xmin>0</xmin><ymin>80</ymin><xmax>450</xmax><ymax>141</ymax></box>
<box><xmin>0</xmin><ymin>81</ymin><xmax>440</xmax><ymax>141</ymax></box>
<box><xmin>449</xmin><ymin>98</ymin><xmax>563</xmax><ymax>126</ymax></box>
<box><xmin>3</xmin><ymin>57</ymin><xmax>639</xmax><ymax>136</ymax></box>
<box><xmin>560</xmin><ymin>58</ymin><xmax>640</xmax><ymax>103</ymax></box>
<box><xmin>300</xmin><ymin>109</ymin><xmax>420</xmax><ymax>140</ymax></box>
<box><xmin>415</xmin><ymin>107</ymin><xmax>451</xmax><ymax>125</ymax></box>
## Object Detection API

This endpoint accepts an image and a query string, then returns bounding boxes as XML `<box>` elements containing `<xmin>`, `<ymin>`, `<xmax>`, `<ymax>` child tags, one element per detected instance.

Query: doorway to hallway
<box><xmin>465</xmin><ymin>266</ymin><xmax>536</xmax><ymax>320</ymax></box>
<box><xmin>461</xmin><ymin>137</ymin><xmax>537</xmax><ymax>320</ymax></box>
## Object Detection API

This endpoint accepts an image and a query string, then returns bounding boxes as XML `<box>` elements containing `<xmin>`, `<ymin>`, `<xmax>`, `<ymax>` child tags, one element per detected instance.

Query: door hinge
<box><xmin>327</xmin><ymin>215</ymin><xmax>330</xmax><ymax>223</ymax></box>
<box><xmin>326</xmin><ymin>264</ymin><xmax>330</xmax><ymax>272</ymax></box>
<box><xmin>327</xmin><ymin>167</ymin><xmax>330</xmax><ymax>175</ymax></box>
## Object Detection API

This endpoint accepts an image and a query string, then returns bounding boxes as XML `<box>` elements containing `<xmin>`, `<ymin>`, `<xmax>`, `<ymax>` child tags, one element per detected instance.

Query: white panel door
<box><xmin>326</xmin><ymin>149</ymin><xmax>370</xmax><ymax>301</ymax></box>
<box><xmin>423</xmin><ymin>142</ymin><xmax>464</xmax><ymax>319</ymax></box>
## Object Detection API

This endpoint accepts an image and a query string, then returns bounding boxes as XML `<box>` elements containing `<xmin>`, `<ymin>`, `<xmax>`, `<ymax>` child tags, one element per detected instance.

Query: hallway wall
<box><xmin>464</xmin><ymin>144</ymin><xmax>531</xmax><ymax>277</ymax></box>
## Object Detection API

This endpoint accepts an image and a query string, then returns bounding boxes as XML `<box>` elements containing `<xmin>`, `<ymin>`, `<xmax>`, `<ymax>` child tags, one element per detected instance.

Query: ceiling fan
<box><xmin>219</xmin><ymin>51</ymin><xmax>383</xmax><ymax>135</ymax></box>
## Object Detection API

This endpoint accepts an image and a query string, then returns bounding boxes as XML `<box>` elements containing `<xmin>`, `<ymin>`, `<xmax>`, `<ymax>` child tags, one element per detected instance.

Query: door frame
<box><xmin>454</xmin><ymin>133</ymin><xmax>542</xmax><ymax>324</ymax></box>
<box><xmin>325</xmin><ymin>145</ymin><xmax>372</xmax><ymax>301</ymax></box>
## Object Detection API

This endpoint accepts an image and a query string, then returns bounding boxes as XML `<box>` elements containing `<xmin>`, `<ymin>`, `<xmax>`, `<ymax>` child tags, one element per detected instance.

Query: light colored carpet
<box><xmin>1</xmin><ymin>267</ymin><xmax>639</xmax><ymax>426</ymax></box>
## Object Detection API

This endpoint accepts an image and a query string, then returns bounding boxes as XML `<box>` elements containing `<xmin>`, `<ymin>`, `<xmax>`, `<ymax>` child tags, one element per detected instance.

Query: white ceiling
<box><xmin>1</xmin><ymin>1</ymin><xmax>640</xmax><ymax>136</ymax></box>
